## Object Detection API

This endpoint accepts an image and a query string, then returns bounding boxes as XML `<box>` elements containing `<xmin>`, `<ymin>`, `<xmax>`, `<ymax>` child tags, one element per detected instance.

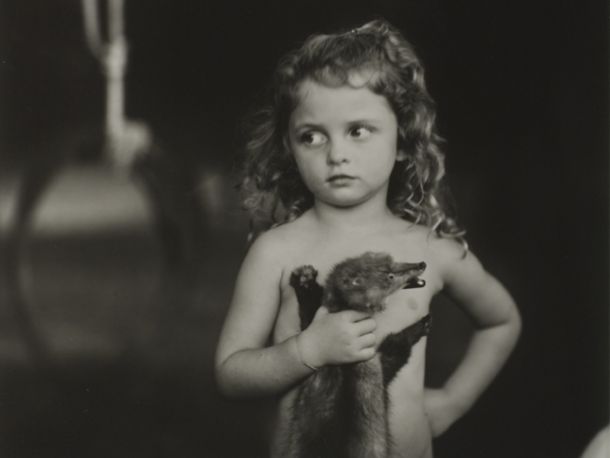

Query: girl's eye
<box><xmin>299</xmin><ymin>131</ymin><xmax>327</xmax><ymax>147</ymax></box>
<box><xmin>349</xmin><ymin>125</ymin><xmax>373</xmax><ymax>140</ymax></box>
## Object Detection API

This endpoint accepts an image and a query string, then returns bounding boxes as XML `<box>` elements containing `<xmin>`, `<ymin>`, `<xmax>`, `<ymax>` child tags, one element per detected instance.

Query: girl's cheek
<box><xmin>293</xmin><ymin>159</ymin><xmax>312</xmax><ymax>183</ymax></box>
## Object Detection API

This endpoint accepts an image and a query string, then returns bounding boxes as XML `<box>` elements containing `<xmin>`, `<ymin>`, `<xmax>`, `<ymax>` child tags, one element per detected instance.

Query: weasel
<box><xmin>287</xmin><ymin>252</ymin><xmax>427</xmax><ymax>458</ymax></box>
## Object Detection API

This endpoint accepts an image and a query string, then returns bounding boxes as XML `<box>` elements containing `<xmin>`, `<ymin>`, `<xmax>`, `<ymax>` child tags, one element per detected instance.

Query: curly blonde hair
<box><xmin>240</xmin><ymin>19</ymin><xmax>466</xmax><ymax>245</ymax></box>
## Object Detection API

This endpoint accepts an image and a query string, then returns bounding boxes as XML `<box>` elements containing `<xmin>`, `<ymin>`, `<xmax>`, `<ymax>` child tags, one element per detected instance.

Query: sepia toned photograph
<box><xmin>0</xmin><ymin>1</ymin><xmax>607</xmax><ymax>457</ymax></box>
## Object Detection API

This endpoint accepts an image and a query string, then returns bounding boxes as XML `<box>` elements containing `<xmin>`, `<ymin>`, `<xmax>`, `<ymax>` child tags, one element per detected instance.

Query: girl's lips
<box><xmin>327</xmin><ymin>174</ymin><xmax>356</xmax><ymax>182</ymax></box>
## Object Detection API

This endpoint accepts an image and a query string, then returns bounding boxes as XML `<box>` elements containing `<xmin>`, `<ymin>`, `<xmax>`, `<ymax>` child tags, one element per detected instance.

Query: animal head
<box><xmin>324</xmin><ymin>252</ymin><xmax>426</xmax><ymax>313</ymax></box>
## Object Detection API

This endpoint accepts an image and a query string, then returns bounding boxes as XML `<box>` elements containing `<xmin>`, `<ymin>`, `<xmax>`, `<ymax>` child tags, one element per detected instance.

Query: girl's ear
<box><xmin>396</xmin><ymin>149</ymin><xmax>408</xmax><ymax>162</ymax></box>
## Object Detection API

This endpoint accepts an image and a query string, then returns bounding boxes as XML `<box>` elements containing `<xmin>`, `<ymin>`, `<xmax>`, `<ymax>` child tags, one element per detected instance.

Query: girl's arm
<box><xmin>425</xmin><ymin>239</ymin><xmax>522</xmax><ymax>436</ymax></box>
<box><xmin>215</xmin><ymin>233</ymin><xmax>311</xmax><ymax>397</ymax></box>
<box><xmin>215</xmin><ymin>232</ymin><xmax>377</xmax><ymax>398</ymax></box>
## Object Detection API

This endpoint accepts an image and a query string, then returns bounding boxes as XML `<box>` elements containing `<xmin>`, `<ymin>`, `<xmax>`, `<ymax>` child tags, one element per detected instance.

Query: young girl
<box><xmin>215</xmin><ymin>19</ymin><xmax>521</xmax><ymax>458</ymax></box>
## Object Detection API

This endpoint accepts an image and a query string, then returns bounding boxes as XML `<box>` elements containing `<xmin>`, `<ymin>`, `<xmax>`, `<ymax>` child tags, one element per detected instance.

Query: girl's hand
<box><xmin>424</xmin><ymin>388</ymin><xmax>465</xmax><ymax>438</ymax></box>
<box><xmin>298</xmin><ymin>306</ymin><xmax>377</xmax><ymax>368</ymax></box>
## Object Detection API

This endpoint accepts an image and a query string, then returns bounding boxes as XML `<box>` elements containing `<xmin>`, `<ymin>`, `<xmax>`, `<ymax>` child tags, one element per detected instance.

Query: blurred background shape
<box><xmin>0</xmin><ymin>0</ymin><xmax>607</xmax><ymax>457</ymax></box>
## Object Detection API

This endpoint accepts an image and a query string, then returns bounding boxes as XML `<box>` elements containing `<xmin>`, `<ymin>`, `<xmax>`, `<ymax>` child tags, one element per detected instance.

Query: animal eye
<box><xmin>352</xmin><ymin>278</ymin><xmax>361</xmax><ymax>286</ymax></box>
<box><xmin>387</xmin><ymin>273</ymin><xmax>395</xmax><ymax>280</ymax></box>
<box><xmin>299</xmin><ymin>130</ymin><xmax>327</xmax><ymax>147</ymax></box>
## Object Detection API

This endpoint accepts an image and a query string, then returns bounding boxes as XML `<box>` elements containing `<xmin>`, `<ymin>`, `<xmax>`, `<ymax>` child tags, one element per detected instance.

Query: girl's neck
<box><xmin>312</xmin><ymin>197</ymin><xmax>395</xmax><ymax>233</ymax></box>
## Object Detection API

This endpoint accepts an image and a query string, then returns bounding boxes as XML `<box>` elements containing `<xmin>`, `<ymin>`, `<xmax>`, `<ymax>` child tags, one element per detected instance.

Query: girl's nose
<box><xmin>326</xmin><ymin>142</ymin><xmax>349</xmax><ymax>165</ymax></box>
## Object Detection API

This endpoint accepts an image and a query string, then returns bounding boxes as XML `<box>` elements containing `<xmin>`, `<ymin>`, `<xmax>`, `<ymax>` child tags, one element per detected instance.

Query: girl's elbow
<box><xmin>215</xmin><ymin>372</ymin><xmax>241</xmax><ymax>399</ymax></box>
<box><xmin>510</xmin><ymin>302</ymin><xmax>522</xmax><ymax>333</ymax></box>
<box><xmin>505</xmin><ymin>303</ymin><xmax>522</xmax><ymax>346</ymax></box>
<box><xmin>488</xmin><ymin>302</ymin><xmax>522</xmax><ymax>345</ymax></box>
<box><xmin>214</xmin><ymin>359</ymin><xmax>240</xmax><ymax>398</ymax></box>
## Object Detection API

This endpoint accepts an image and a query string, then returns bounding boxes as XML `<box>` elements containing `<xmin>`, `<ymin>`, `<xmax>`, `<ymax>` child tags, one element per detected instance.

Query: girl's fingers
<box><xmin>359</xmin><ymin>332</ymin><xmax>377</xmax><ymax>348</ymax></box>
<box><xmin>354</xmin><ymin>317</ymin><xmax>377</xmax><ymax>335</ymax></box>
<box><xmin>359</xmin><ymin>346</ymin><xmax>376</xmax><ymax>360</ymax></box>
<box><xmin>343</xmin><ymin>310</ymin><xmax>372</xmax><ymax>322</ymax></box>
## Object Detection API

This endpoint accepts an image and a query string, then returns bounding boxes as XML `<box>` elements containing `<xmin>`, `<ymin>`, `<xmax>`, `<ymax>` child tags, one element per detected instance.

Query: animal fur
<box><xmin>286</xmin><ymin>252</ymin><xmax>427</xmax><ymax>458</ymax></box>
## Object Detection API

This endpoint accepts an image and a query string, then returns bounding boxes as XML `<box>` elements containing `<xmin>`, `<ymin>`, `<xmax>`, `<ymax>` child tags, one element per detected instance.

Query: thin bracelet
<box><xmin>295</xmin><ymin>334</ymin><xmax>319</xmax><ymax>372</ymax></box>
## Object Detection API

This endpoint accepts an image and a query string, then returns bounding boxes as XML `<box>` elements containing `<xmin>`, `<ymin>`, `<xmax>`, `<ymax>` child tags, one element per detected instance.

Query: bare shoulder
<box><xmin>427</xmin><ymin>233</ymin><xmax>470</xmax><ymax>265</ymax></box>
<box><xmin>248</xmin><ymin>226</ymin><xmax>291</xmax><ymax>263</ymax></box>
<box><xmin>243</xmin><ymin>212</ymin><xmax>319</xmax><ymax>282</ymax></box>
<box><xmin>393</xmin><ymin>221</ymin><xmax>460</xmax><ymax>259</ymax></box>
<box><xmin>251</xmin><ymin>213</ymin><xmax>316</xmax><ymax>257</ymax></box>
<box><xmin>392</xmin><ymin>220</ymin><xmax>443</xmax><ymax>242</ymax></box>
<box><xmin>426</xmin><ymin>234</ymin><xmax>486</xmax><ymax>289</ymax></box>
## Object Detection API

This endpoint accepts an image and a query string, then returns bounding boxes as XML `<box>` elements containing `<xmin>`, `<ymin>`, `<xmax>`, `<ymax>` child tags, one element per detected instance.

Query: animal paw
<box><xmin>290</xmin><ymin>265</ymin><xmax>319</xmax><ymax>289</ymax></box>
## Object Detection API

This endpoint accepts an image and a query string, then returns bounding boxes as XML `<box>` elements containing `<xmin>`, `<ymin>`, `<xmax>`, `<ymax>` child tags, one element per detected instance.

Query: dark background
<box><xmin>0</xmin><ymin>1</ymin><xmax>607</xmax><ymax>457</ymax></box>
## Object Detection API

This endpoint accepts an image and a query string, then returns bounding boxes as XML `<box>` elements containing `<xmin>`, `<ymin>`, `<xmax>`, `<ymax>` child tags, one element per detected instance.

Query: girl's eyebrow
<box><xmin>347</xmin><ymin>118</ymin><xmax>380</xmax><ymax>125</ymax></box>
<box><xmin>292</xmin><ymin>118</ymin><xmax>380</xmax><ymax>130</ymax></box>
<box><xmin>291</xmin><ymin>121</ymin><xmax>327</xmax><ymax>132</ymax></box>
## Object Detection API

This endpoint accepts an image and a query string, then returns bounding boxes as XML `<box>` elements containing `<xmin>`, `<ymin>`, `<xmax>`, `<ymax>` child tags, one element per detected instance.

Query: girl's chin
<box><xmin>312</xmin><ymin>184</ymin><xmax>387</xmax><ymax>208</ymax></box>
<box><xmin>318</xmin><ymin>194</ymin><xmax>370</xmax><ymax>208</ymax></box>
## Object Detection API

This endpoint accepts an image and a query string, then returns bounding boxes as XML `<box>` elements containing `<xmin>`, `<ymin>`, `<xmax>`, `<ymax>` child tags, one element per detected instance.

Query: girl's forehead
<box><xmin>291</xmin><ymin>77</ymin><xmax>393</xmax><ymax>123</ymax></box>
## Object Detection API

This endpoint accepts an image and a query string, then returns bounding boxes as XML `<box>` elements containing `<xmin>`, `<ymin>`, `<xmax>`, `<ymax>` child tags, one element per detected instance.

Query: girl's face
<box><xmin>288</xmin><ymin>76</ymin><xmax>405</xmax><ymax>209</ymax></box>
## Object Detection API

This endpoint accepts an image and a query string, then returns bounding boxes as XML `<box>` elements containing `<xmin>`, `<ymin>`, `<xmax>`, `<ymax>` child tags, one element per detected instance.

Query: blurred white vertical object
<box><xmin>81</xmin><ymin>0</ymin><xmax>151</xmax><ymax>171</ymax></box>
